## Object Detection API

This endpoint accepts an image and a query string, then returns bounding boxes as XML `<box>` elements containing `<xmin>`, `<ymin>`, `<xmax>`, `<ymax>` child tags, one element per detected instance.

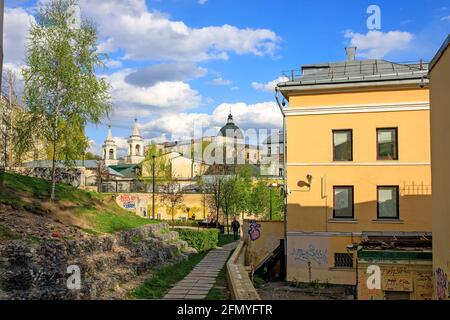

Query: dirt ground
<box><xmin>257</xmin><ymin>281</ymin><xmax>355</xmax><ymax>300</ymax></box>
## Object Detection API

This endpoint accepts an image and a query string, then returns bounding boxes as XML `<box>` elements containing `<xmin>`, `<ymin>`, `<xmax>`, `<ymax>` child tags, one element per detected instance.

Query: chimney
<box><xmin>345</xmin><ymin>47</ymin><xmax>357</xmax><ymax>61</ymax></box>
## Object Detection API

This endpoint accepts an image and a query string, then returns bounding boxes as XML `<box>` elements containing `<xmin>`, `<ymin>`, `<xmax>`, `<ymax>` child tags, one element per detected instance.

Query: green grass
<box><xmin>218</xmin><ymin>234</ymin><xmax>237</xmax><ymax>247</ymax></box>
<box><xmin>0</xmin><ymin>223</ymin><xmax>20</xmax><ymax>241</ymax></box>
<box><xmin>130</xmin><ymin>252</ymin><xmax>207</xmax><ymax>299</ymax></box>
<box><xmin>0</xmin><ymin>172</ymin><xmax>157</xmax><ymax>235</ymax></box>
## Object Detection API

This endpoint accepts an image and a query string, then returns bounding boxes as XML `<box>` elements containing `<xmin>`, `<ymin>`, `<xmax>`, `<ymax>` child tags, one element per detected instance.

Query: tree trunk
<box><xmin>50</xmin><ymin>116</ymin><xmax>58</xmax><ymax>201</ymax></box>
<box><xmin>226</xmin><ymin>212</ymin><xmax>229</xmax><ymax>235</ymax></box>
<box><xmin>171</xmin><ymin>207</ymin><xmax>175</xmax><ymax>230</ymax></box>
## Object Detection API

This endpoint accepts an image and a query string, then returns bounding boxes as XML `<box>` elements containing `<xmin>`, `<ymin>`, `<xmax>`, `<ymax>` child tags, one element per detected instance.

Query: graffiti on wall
<box><xmin>13</xmin><ymin>167</ymin><xmax>82</xmax><ymax>188</ymax></box>
<box><xmin>291</xmin><ymin>245</ymin><xmax>329</xmax><ymax>266</ymax></box>
<box><xmin>435</xmin><ymin>268</ymin><xmax>448</xmax><ymax>300</ymax></box>
<box><xmin>117</xmin><ymin>194</ymin><xmax>137</xmax><ymax>210</ymax></box>
<box><xmin>248</xmin><ymin>222</ymin><xmax>261</xmax><ymax>241</ymax></box>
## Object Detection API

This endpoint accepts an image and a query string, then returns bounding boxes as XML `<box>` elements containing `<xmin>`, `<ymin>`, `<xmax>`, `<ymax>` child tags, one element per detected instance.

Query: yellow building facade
<box><xmin>278</xmin><ymin>53</ymin><xmax>432</xmax><ymax>298</ymax></box>
<box><xmin>430</xmin><ymin>35</ymin><xmax>450</xmax><ymax>301</ymax></box>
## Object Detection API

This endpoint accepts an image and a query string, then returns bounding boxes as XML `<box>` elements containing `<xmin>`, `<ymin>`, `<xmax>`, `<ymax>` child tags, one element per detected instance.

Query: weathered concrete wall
<box><xmin>0</xmin><ymin>223</ymin><xmax>194</xmax><ymax>300</ymax></box>
<box><xmin>242</xmin><ymin>220</ymin><xmax>283</xmax><ymax>269</ymax></box>
<box><xmin>226</xmin><ymin>241</ymin><xmax>260</xmax><ymax>300</ymax></box>
<box><xmin>358</xmin><ymin>261</ymin><xmax>433</xmax><ymax>300</ymax></box>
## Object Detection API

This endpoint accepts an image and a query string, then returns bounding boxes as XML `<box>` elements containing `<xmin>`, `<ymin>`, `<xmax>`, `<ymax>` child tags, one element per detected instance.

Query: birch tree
<box><xmin>22</xmin><ymin>0</ymin><xmax>111</xmax><ymax>201</ymax></box>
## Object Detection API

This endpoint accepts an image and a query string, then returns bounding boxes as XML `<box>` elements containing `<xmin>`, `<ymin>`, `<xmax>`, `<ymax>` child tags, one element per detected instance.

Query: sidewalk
<box><xmin>164</xmin><ymin>242</ymin><xmax>238</xmax><ymax>300</ymax></box>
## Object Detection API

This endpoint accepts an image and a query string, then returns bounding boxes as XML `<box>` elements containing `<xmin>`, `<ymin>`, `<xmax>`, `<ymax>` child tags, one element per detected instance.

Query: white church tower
<box><xmin>103</xmin><ymin>125</ymin><xmax>118</xmax><ymax>166</ymax></box>
<box><xmin>125</xmin><ymin>118</ymin><xmax>145</xmax><ymax>164</ymax></box>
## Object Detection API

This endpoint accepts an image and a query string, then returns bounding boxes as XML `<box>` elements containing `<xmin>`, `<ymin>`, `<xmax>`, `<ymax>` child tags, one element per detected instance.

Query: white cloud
<box><xmin>138</xmin><ymin>101</ymin><xmax>282</xmax><ymax>140</ymax></box>
<box><xmin>209</xmin><ymin>77</ymin><xmax>233</xmax><ymax>86</ymax></box>
<box><xmin>105</xmin><ymin>69</ymin><xmax>202</xmax><ymax>118</ymax></box>
<box><xmin>252</xmin><ymin>76</ymin><xmax>289</xmax><ymax>92</ymax></box>
<box><xmin>4</xmin><ymin>8</ymin><xmax>35</xmax><ymax>66</ymax></box>
<box><xmin>441</xmin><ymin>16</ymin><xmax>450</xmax><ymax>21</ymax></box>
<box><xmin>125</xmin><ymin>63</ymin><xmax>207</xmax><ymax>87</ymax></box>
<box><xmin>198</xmin><ymin>0</ymin><xmax>208</xmax><ymax>4</ymax></box>
<box><xmin>344</xmin><ymin>30</ymin><xmax>414</xmax><ymax>59</ymax></box>
<box><xmin>79</xmin><ymin>0</ymin><xmax>279</xmax><ymax>62</ymax></box>
<box><xmin>105</xmin><ymin>59</ymin><xmax>123</xmax><ymax>69</ymax></box>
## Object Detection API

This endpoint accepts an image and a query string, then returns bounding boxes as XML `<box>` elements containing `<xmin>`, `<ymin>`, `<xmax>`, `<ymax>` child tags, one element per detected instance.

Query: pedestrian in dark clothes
<box><xmin>231</xmin><ymin>217</ymin><xmax>241</xmax><ymax>240</ymax></box>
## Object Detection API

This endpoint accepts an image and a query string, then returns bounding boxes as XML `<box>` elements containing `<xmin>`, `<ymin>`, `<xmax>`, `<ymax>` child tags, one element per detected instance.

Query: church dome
<box><xmin>218</xmin><ymin>113</ymin><xmax>244</xmax><ymax>139</ymax></box>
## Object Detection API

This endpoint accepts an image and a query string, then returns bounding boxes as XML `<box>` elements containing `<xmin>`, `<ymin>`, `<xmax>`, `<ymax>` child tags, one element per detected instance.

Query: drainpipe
<box><xmin>275</xmin><ymin>87</ymin><xmax>288</xmax><ymax>281</ymax></box>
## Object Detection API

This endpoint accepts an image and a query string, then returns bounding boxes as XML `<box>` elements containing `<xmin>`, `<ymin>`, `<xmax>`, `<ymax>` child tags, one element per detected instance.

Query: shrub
<box><xmin>176</xmin><ymin>228</ymin><xmax>219</xmax><ymax>252</ymax></box>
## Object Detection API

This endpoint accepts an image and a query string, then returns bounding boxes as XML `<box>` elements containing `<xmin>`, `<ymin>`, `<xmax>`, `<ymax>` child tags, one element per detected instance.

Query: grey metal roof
<box><xmin>279</xmin><ymin>59</ymin><xmax>428</xmax><ymax>87</ymax></box>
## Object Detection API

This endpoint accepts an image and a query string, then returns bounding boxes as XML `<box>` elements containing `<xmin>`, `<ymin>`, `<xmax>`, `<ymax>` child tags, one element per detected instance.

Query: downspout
<box><xmin>275</xmin><ymin>87</ymin><xmax>288</xmax><ymax>281</ymax></box>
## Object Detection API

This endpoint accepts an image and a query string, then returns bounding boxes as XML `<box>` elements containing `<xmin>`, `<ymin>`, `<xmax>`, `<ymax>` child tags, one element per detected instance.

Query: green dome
<box><xmin>218</xmin><ymin>114</ymin><xmax>244</xmax><ymax>139</ymax></box>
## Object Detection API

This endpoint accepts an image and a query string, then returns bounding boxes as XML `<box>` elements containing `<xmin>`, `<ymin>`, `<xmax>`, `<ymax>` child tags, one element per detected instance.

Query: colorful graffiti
<box><xmin>291</xmin><ymin>245</ymin><xmax>329</xmax><ymax>266</ymax></box>
<box><xmin>117</xmin><ymin>194</ymin><xmax>137</xmax><ymax>210</ymax></box>
<box><xmin>248</xmin><ymin>222</ymin><xmax>261</xmax><ymax>241</ymax></box>
<box><xmin>435</xmin><ymin>268</ymin><xmax>448</xmax><ymax>300</ymax></box>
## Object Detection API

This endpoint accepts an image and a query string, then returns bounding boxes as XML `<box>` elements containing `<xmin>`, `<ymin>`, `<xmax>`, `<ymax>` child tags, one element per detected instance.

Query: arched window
<box><xmin>109</xmin><ymin>149</ymin><xmax>114</xmax><ymax>160</ymax></box>
<box><xmin>135</xmin><ymin>144</ymin><xmax>141</xmax><ymax>156</ymax></box>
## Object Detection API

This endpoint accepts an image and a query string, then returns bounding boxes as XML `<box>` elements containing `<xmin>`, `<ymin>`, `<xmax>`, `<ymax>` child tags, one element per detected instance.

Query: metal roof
<box><xmin>278</xmin><ymin>59</ymin><xmax>428</xmax><ymax>87</ymax></box>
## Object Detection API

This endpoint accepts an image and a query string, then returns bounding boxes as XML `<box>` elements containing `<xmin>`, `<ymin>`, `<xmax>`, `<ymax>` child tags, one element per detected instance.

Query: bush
<box><xmin>176</xmin><ymin>228</ymin><xmax>219</xmax><ymax>252</ymax></box>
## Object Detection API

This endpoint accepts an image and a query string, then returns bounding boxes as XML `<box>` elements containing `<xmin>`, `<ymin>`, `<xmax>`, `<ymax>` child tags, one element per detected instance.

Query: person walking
<box><xmin>231</xmin><ymin>217</ymin><xmax>241</xmax><ymax>240</ymax></box>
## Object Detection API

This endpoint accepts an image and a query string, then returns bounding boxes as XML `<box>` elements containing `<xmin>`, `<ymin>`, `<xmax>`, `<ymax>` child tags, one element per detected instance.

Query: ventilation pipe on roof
<box><xmin>346</xmin><ymin>47</ymin><xmax>357</xmax><ymax>61</ymax></box>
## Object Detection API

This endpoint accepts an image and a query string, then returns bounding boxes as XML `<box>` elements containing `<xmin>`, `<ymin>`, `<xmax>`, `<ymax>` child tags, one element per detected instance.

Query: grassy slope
<box><xmin>0</xmin><ymin>172</ymin><xmax>156</xmax><ymax>235</ymax></box>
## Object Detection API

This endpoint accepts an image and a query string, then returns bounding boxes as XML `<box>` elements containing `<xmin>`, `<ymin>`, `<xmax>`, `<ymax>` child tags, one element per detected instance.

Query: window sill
<box><xmin>372</xmin><ymin>219</ymin><xmax>404</xmax><ymax>224</ymax></box>
<box><xmin>328</xmin><ymin>219</ymin><xmax>358</xmax><ymax>224</ymax></box>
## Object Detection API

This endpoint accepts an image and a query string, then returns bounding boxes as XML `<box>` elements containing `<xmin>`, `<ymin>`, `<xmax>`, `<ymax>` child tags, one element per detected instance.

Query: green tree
<box><xmin>22</xmin><ymin>0</ymin><xmax>111</xmax><ymax>201</ymax></box>
<box><xmin>206</xmin><ymin>176</ymin><xmax>223</xmax><ymax>228</ymax></box>
<box><xmin>160</xmin><ymin>180</ymin><xmax>185</xmax><ymax>229</ymax></box>
<box><xmin>249</xmin><ymin>179</ymin><xmax>284</xmax><ymax>220</ymax></box>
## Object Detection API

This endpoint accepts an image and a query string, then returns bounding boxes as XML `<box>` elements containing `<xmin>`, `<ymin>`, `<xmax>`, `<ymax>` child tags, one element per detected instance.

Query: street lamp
<box><xmin>275</xmin><ymin>87</ymin><xmax>288</xmax><ymax>281</ymax></box>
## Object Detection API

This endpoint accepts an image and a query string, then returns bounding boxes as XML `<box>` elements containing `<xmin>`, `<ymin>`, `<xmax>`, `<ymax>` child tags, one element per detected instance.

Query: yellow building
<box><xmin>430</xmin><ymin>35</ymin><xmax>450</xmax><ymax>301</ymax></box>
<box><xmin>277</xmin><ymin>48</ymin><xmax>432</xmax><ymax>299</ymax></box>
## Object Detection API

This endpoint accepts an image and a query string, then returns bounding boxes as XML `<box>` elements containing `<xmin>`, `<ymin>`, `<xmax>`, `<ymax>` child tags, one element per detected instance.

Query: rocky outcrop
<box><xmin>0</xmin><ymin>223</ymin><xmax>196</xmax><ymax>300</ymax></box>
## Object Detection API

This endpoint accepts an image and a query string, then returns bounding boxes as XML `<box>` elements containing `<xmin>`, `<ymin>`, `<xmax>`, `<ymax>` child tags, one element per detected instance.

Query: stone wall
<box><xmin>0</xmin><ymin>223</ymin><xmax>195</xmax><ymax>300</ymax></box>
<box><xmin>226</xmin><ymin>241</ymin><xmax>261</xmax><ymax>300</ymax></box>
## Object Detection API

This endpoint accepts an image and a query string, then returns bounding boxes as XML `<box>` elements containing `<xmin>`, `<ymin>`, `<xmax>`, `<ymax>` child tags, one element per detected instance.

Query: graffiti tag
<box><xmin>248</xmin><ymin>222</ymin><xmax>261</xmax><ymax>241</ymax></box>
<box><xmin>435</xmin><ymin>268</ymin><xmax>448</xmax><ymax>300</ymax></box>
<box><xmin>291</xmin><ymin>245</ymin><xmax>328</xmax><ymax>266</ymax></box>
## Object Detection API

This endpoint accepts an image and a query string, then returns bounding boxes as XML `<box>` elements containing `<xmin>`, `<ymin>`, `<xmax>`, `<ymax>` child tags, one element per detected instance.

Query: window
<box><xmin>377</xmin><ymin>128</ymin><xmax>398</xmax><ymax>160</ymax></box>
<box><xmin>377</xmin><ymin>186</ymin><xmax>399</xmax><ymax>219</ymax></box>
<box><xmin>333</xmin><ymin>186</ymin><xmax>354</xmax><ymax>218</ymax></box>
<box><xmin>333</xmin><ymin>130</ymin><xmax>353</xmax><ymax>161</ymax></box>
<box><xmin>334</xmin><ymin>253</ymin><xmax>353</xmax><ymax>268</ymax></box>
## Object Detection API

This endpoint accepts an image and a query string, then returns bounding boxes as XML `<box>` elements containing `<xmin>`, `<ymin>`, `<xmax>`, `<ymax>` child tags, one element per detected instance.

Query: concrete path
<box><xmin>164</xmin><ymin>242</ymin><xmax>237</xmax><ymax>300</ymax></box>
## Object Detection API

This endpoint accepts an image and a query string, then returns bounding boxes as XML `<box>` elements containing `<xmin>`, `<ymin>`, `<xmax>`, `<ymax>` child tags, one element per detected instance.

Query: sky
<box><xmin>4</xmin><ymin>0</ymin><xmax>450</xmax><ymax>157</ymax></box>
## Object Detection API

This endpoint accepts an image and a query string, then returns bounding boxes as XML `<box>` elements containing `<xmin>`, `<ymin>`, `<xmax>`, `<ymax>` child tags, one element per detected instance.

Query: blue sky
<box><xmin>4</xmin><ymin>0</ymin><xmax>450</xmax><ymax>156</ymax></box>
